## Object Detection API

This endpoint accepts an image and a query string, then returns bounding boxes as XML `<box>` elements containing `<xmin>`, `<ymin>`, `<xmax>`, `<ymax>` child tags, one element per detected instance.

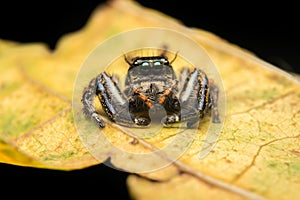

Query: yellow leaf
<box><xmin>0</xmin><ymin>0</ymin><xmax>300</xmax><ymax>200</ymax></box>
<box><xmin>0</xmin><ymin>40</ymin><xmax>98</xmax><ymax>169</ymax></box>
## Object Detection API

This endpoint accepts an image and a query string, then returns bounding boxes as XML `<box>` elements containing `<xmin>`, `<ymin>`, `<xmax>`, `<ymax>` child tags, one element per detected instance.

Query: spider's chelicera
<box><xmin>81</xmin><ymin>51</ymin><xmax>220</xmax><ymax>128</ymax></box>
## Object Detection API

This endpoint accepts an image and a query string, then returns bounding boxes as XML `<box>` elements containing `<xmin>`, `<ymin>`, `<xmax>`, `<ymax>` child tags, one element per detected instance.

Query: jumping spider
<box><xmin>82</xmin><ymin>50</ymin><xmax>220</xmax><ymax>128</ymax></box>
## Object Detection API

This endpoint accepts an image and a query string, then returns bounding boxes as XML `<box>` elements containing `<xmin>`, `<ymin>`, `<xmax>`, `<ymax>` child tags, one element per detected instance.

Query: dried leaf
<box><xmin>0</xmin><ymin>0</ymin><xmax>300</xmax><ymax>199</ymax></box>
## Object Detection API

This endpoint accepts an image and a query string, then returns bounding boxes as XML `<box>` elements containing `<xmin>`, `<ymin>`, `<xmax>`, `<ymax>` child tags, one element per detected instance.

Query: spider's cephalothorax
<box><xmin>82</xmin><ymin>52</ymin><xmax>220</xmax><ymax>128</ymax></box>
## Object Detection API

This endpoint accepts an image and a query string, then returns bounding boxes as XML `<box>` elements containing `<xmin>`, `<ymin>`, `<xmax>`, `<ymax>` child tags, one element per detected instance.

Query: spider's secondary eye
<box><xmin>153</xmin><ymin>61</ymin><xmax>161</xmax><ymax>66</ymax></box>
<box><xmin>141</xmin><ymin>62</ymin><xmax>150</xmax><ymax>67</ymax></box>
<box><xmin>161</xmin><ymin>58</ymin><xmax>168</xmax><ymax>64</ymax></box>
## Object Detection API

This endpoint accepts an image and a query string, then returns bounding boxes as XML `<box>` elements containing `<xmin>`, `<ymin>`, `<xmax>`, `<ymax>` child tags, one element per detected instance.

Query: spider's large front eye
<box><xmin>141</xmin><ymin>62</ymin><xmax>150</xmax><ymax>67</ymax></box>
<box><xmin>153</xmin><ymin>61</ymin><xmax>161</xmax><ymax>66</ymax></box>
<box><xmin>152</xmin><ymin>61</ymin><xmax>163</xmax><ymax>75</ymax></box>
<box><xmin>140</xmin><ymin>61</ymin><xmax>150</xmax><ymax>75</ymax></box>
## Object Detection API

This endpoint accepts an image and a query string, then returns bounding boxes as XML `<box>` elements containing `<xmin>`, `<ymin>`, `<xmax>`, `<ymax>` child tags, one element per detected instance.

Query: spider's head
<box><xmin>126</xmin><ymin>56</ymin><xmax>174</xmax><ymax>79</ymax></box>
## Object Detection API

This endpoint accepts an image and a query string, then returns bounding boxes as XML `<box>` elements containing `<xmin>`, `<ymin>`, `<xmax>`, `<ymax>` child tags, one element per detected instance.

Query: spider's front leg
<box><xmin>82</xmin><ymin>77</ymin><xmax>105</xmax><ymax>128</ymax></box>
<box><xmin>163</xmin><ymin>68</ymin><xmax>220</xmax><ymax>127</ymax></box>
<box><xmin>82</xmin><ymin>72</ymin><xmax>133</xmax><ymax>128</ymax></box>
<box><xmin>180</xmin><ymin>68</ymin><xmax>220</xmax><ymax>125</ymax></box>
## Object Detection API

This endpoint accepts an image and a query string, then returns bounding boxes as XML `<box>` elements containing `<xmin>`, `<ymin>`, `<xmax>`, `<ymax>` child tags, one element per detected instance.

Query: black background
<box><xmin>0</xmin><ymin>0</ymin><xmax>299</xmax><ymax>73</ymax></box>
<box><xmin>0</xmin><ymin>0</ymin><xmax>299</xmax><ymax>199</ymax></box>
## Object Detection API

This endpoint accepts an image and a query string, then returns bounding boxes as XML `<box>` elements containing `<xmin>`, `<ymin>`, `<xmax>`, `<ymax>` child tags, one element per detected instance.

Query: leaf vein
<box><xmin>107</xmin><ymin>119</ymin><xmax>267</xmax><ymax>200</ymax></box>
<box><xmin>232</xmin><ymin>134</ymin><xmax>300</xmax><ymax>182</ymax></box>
<box><xmin>18</xmin><ymin>66</ymin><xmax>72</xmax><ymax>103</ymax></box>
<box><xmin>14</xmin><ymin>106</ymin><xmax>72</xmax><ymax>143</ymax></box>
<box><xmin>229</xmin><ymin>91</ymin><xmax>294</xmax><ymax>116</ymax></box>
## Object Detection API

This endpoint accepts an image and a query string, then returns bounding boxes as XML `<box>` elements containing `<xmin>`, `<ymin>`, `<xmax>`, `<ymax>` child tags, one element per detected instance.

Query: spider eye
<box><xmin>153</xmin><ymin>61</ymin><xmax>161</xmax><ymax>66</ymax></box>
<box><xmin>141</xmin><ymin>62</ymin><xmax>150</xmax><ymax>67</ymax></box>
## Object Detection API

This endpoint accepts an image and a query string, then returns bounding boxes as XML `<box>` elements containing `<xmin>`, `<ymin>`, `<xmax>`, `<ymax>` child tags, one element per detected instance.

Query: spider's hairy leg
<box><xmin>178</xmin><ymin>68</ymin><xmax>190</xmax><ymax>94</ymax></box>
<box><xmin>195</xmin><ymin>68</ymin><xmax>210</xmax><ymax>115</ymax></box>
<box><xmin>96</xmin><ymin>72</ymin><xmax>133</xmax><ymax>127</ymax></box>
<box><xmin>82</xmin><ymin>77</ymin><xmax>105</xmax><ymax>128</ymax></box>
<box><xmin>168</xmin><ymin>68</ymin><xmax>220</xmax><ymax>127</ymax></box>
<box><xmin>161</xmin><ymin>67</ymin><xmax>200</xmax><ymax>126</ymax></box>
<box><xmin>209</xmin><ymin>80</ymin><xmax>221</xmax><ymax>123</ymax></box>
